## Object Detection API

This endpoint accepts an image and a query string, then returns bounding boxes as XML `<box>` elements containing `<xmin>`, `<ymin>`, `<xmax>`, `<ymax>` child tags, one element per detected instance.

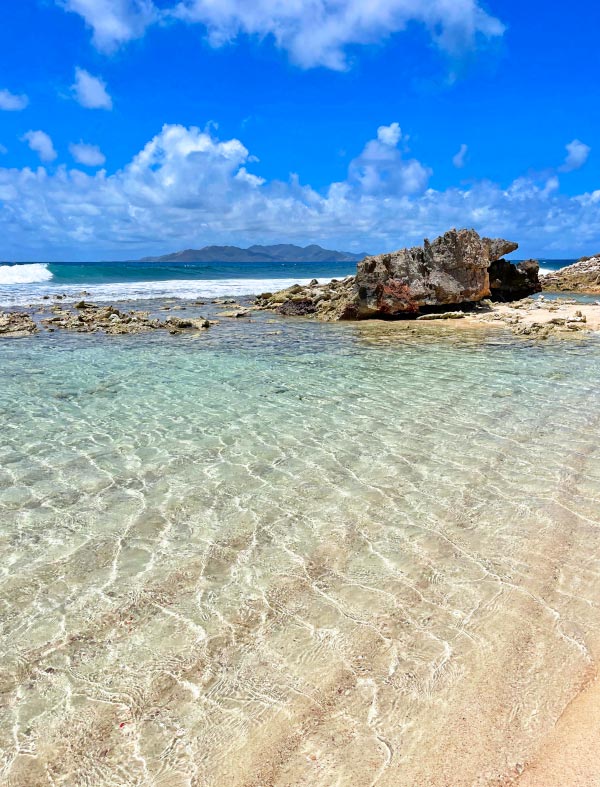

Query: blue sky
<box><xmin>0</xmin><ymin>0</ymin><xmax>598</xmax><ymax>260</ymax></box>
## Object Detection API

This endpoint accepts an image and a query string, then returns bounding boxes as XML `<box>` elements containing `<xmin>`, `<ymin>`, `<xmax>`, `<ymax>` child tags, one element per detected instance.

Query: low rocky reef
<box><xmin>45</xmin><ymin>302</ymin><xmax>212</xmax><ymax>334</ymax></box>
<box><xmin>255</xmin><ymin>229</ymin><xmax>541</xmax><ymax>321</ymax></box>
<box><xmin>541</xmin><ymin>254</ymin><xmax>600</xmax><ymax>294</ymax></box>
<box><xmin>0</xmin><ymin>311</ymin><xmax>38</xmax><ymax>337</ymax></box>
<box><xmin>476</xmin><ymin>296</ymin><xmax>592</xmax><ymax>339</ymax></box>
<box><xmin>0</xmin><ymin>301</ymin><xmax>212</xmax><ymax>338</ymax></box>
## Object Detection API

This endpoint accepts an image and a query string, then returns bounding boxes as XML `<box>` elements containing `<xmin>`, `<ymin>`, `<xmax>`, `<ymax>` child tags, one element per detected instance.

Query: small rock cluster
<box><xmin>255</xmin><ymin>277</ymin><xmax>356</xmax><ymax>321</ymax></box>
<box><xmin>1</xmin><ymin>301</ymin><xmax>212</xmax><ymax>338</ymax></box>
<box><xmin>480</xmin><ymin>298</ymin><xmax>590</xmax><ymax>338</ymax></box>
<box><xmin>41</xmin><ymin>302</ymin><xmax>165</xmax><ymax>334</ymax></box>
<box><xmin>0</xmin><ymin>311</ymin><xmax>38</xmax><ymax>337</ymax></box>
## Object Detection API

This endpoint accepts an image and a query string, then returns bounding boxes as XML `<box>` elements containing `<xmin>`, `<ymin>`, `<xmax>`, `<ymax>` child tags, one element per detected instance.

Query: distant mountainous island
<box><xmin>140</xmin><ymin>244</ymin><xmax>367</xmax><ymax>264</ymax></box>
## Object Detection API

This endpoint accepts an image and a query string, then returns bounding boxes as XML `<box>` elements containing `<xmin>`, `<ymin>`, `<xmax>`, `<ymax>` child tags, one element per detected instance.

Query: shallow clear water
<box><xmin>1</xmin><ymin>313</ymin><xmax>600</xmax><ymax>786</ymax></box>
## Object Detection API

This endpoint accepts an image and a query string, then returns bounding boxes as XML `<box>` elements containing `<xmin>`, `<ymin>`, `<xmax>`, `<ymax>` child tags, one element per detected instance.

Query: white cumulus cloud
<box><xmin>22</xmin><ymin>130</ymin><xmax>57</xmax><ymax>162</ymax></box>
<box><xmin>60</xmin><ymin>0</ymin><xmax>157</xmax><ymax>51</ymax></box>
<box><xmin>174</xmin><ymin>0</ymin><xmax>505</xmax><ymax>68</ymax></box>
<box><xmin>57</xmin><ymin>0</ymin><xmax>505</xmax><ymax>68</ymax></box>
<box><xmin>452</xmin><ymin>143</ymin><xmax>468</xmax><ymax>168</ymax></box>
<box><xmin>0</xmin><ymin>89</ymin><xmax>29</xmax><ymax>111</ymax></box>
<box><xmin>71</xmin><ymin>67</ymin><xmax>113</xmax><ymax>109</ymax></box>
<box><xmin>69</xmin><ymin>142</ymin><xmax>106</xmax><ymax>166</ymax></box>
<box><xmin>1</xmin><ymin>122</ymin><xmax>599</xmax><ymax>260</ymax></box>
<box><xmin>559</xmin><ymin>139</ymin><xmax>591</xmax><ymax>173</ymax></box>
<box><xmin>377</xmin><ymin>122</ymin><xmax>403</xmax><ymax>147</ymax></box>
<box><xmin>348</xmin><ymin>122</ymin><xmax>431</xmax><ymax>196</ymax></box>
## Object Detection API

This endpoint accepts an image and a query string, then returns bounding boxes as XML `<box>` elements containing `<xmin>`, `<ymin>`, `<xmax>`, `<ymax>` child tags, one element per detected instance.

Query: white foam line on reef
<box><xmin>0</xmin><ymin>276</ymin><xmax>340</xmax><ymax>307</ymax></box>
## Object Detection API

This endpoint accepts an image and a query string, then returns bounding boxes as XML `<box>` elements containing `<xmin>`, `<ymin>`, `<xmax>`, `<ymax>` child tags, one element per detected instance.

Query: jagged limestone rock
<box><xmin>255</xmin><ymin>229</ymin><xmax>537</xmax><ymax>321</ymax></box>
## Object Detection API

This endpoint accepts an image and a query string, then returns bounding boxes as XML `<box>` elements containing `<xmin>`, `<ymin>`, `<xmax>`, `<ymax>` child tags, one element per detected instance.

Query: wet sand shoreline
<box><xmin>513</xmin><ymin>670</ymin><xmax>600</xmax><ymax>787</ymax></box>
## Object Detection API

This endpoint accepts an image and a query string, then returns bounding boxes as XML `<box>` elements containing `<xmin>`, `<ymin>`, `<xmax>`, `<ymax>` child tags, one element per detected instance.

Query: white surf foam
<box><xmin>0</xmin><ymin>276</ymin><xmax>342</xmax><ymax>307</ymax></box>
<box><xmin>0</xmin><ymin>263</ymin><xmax>54</xmax><ymax>285</ymax></box>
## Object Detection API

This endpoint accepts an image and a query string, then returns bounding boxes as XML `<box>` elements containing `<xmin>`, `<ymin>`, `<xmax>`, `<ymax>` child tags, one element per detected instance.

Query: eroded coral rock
<box><xmin>355</xmin><ymin>229</ymin><xmax>498</xmax><ymax>317</ymax></box>
<box><xmin>255</xmin><ymin>229</ymin><xmax>534</xmax><ymax>321</ymax></box>
<box><xmin>0</xmin><ymin>311</ymin><xmax>38</xmax><ymax>337</ymax></box>
<box><xmin>40</xmin><ymin>303</ymin><xmax>210</xmax><ymax>334</ymax></box>
<box><xmin>541</xmin><ymin>254</ymin><xmax>600</xmax><ymax>294</ymax></box>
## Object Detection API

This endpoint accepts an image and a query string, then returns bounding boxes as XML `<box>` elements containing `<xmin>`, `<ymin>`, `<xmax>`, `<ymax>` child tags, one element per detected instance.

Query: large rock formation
<box><xmin>255</xmin><ymin>229</ymin><xmax>539</xmax><ymax>320</ymax></box>
<box><xmin>541</xmin><ymin>254</ymin><xmax>600</xmax><ymax>293</ymax></box>
<box><xmin>355</xmin><ymin>229</ymin><xmax>500</xmax><ymax>317</ymax></box>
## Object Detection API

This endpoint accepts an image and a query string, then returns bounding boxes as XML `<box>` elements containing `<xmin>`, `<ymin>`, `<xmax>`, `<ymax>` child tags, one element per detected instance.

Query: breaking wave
<box><xmin>0</xmin><ymin>263</ymin><xmax>54</xmax><ymax>285</ymax></box>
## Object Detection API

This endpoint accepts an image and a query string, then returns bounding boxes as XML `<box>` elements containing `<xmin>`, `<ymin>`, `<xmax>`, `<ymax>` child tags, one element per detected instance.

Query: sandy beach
<box><xmin>514</xmin><ymin>672</ymin><xmax>600</xmax><ymax>787</ymax></box>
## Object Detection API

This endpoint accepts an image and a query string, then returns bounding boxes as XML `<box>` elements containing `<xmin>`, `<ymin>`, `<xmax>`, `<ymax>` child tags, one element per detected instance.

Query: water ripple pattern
<box><xmin>1</xmin><ymin>316</ymin><xmax>600</xmax><ymax>786</ymax></box>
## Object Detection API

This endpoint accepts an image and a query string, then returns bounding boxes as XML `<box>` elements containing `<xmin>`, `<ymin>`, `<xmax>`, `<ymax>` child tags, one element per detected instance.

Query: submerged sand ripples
<box><xmin>1</xmin><ymin>320</ymin><xmax>600</xmax><ymax>786</ymax></box>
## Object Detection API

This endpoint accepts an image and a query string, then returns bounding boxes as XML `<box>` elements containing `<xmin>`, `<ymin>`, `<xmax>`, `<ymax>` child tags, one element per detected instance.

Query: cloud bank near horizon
<box><xmin>0</xmin><ymin>122</ymin><xmax>596</xmax><ymax>260</ymax></box>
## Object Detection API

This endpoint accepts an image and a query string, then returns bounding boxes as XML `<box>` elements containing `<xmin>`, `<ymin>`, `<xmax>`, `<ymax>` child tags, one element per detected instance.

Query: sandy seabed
<box><xmin>2</xmin><ymin>298</ymin><xmax>600</xmax><ymax>786</ymax></box>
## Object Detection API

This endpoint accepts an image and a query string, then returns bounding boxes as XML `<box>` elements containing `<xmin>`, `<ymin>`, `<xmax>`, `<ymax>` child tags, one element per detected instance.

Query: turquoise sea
<box><xmin>0</xmin><ymin>259</ymin><xmax>361</xmax><ymax>306</ymax></box>
<box><xmin>0</xmin><ymin>257</ymin><xmax>572</xmax><ymax>307</ymax></box>
<box><xmin>1</xmin><ymin>259</ymin><xmax>600</xmax><ymax>786</ymax></box>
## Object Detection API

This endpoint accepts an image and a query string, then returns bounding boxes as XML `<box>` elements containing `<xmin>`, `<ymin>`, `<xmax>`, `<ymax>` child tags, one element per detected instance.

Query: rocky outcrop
<box><xmin>541</xmin><ymin>254</ymin><xmax>600</xmax><ymax>293</ymax></box>
<box><xmin>486</xmin><ymin>239</ymin><xmax>519</xmax><ymax>261</ymax></box>
<box><xmin>40</xmin><ymin>303</ymin><xmax>210</xmax><ymax>334</ymax></box>
<box><xmin>0</xmin><ymin>311</ymin><xmax>38</xmax><ymax>337</ymax></box>
<box><xmin>255</xmin><ymin>229</ymin><xmax>537</xmax><ymax>321</ymax></box>
<box><xmin>477</xmin><ymin>298</ymin><xmax>592</xmax><ymax>339</ymax></box>
<box><xmin>255</xmin><ymin>277</ymin><xmax>358</xmax><ymax>321</ymax></box>
<box><xmin>354</xmin><ymin>229</ymin><xmax>501</xmax><ymax>317</ymax></box>
<box><xmin>489</xmin><ymin>258</ymin><xmax>542</xmax><ymax>301</ymax></box>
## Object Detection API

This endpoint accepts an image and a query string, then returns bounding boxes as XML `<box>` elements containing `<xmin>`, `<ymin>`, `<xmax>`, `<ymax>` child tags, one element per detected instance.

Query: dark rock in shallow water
<box><xmin>277</xmin><ymin>299</ymin><xmax>318</xmax><ymax>317</ymax></box>
<box><xmin>165</xmin><ymin>316</ymin><xmax>210</xmax><ymax>330</ymax></box>
<box><xmin>489</xmin><ymin>258</ymin><xmax>542</xmax><ymax>301</ymax></box>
